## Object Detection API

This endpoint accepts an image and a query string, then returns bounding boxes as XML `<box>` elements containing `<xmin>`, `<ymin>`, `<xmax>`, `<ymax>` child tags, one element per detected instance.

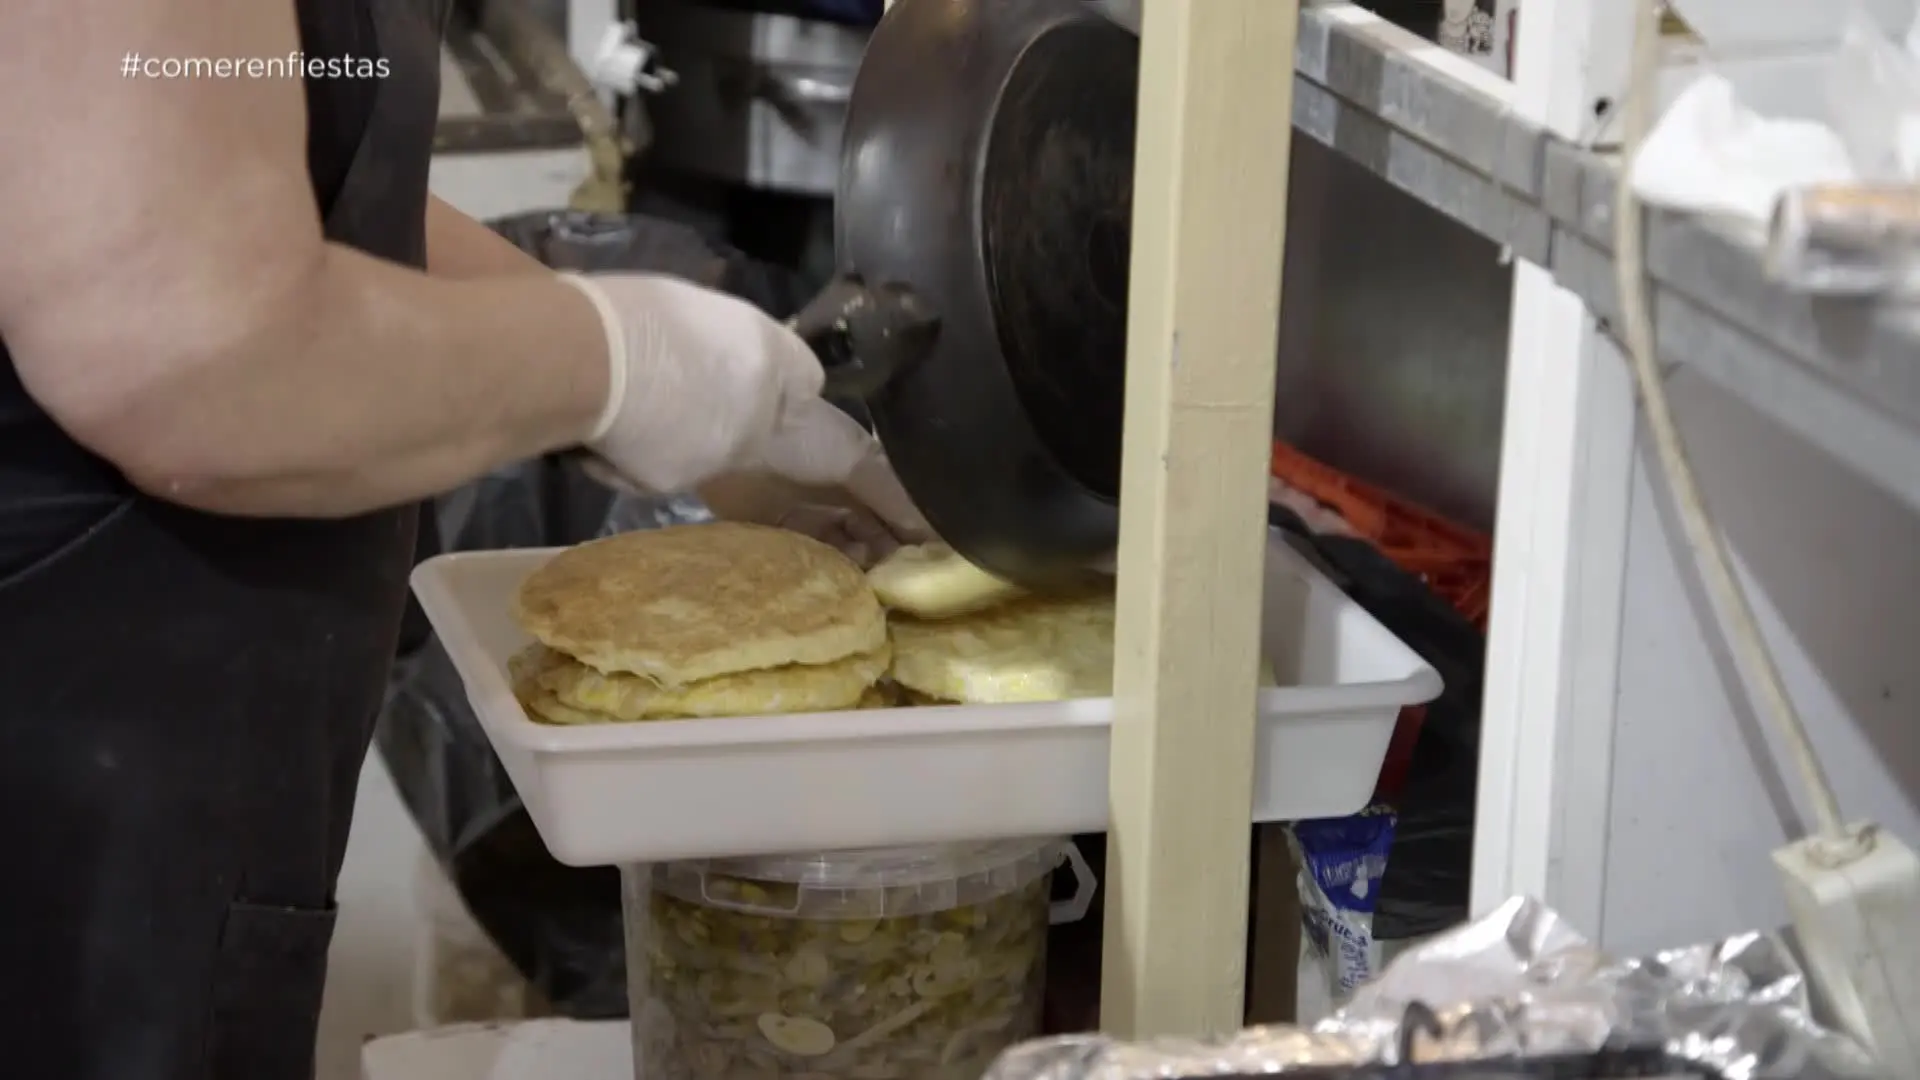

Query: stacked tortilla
<box><xmin>868</xmin><ymin>544</ymin><xmax>1118</xmax><ymax>705</ymax></box>
<box><xmin>869</xmin><ymin>543</ymin><xmax>1275</xmax><ymax>705</ymax></box>
<box><xmin>504</xmin><ymin>527</ymin><xmax>1270</xmax><ymax>724</ymax></box>
<box><xmin>508</xmin><ymin>522</ymin><xmax>894</xmax><ymax>724</ymax></box>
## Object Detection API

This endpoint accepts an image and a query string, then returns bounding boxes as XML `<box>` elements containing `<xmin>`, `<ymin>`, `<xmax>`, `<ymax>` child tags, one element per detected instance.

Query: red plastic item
<box><xmin>1269</xmin><ymin>441</ymin><xmax>1492</xmax><ymax>801</ymax></box>
<box><xmin>1269</xmin><ymin>442</ymin><xmax>1491</xmax><ymax>629</ymax></box>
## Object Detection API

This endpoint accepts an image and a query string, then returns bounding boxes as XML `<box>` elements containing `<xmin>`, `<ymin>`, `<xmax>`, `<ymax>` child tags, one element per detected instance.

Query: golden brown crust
<box><xmin>514</xmin><ymin>642</ymin><xmax>890</xmax><ymax>721</ymax></box>
<box><xmin>511</xmin><ymin>522</ymin><xmax>887</xmax><ymax>685</ymax></box>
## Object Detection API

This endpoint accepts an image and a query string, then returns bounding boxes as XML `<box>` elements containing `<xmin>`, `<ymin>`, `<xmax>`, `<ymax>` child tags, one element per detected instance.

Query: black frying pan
<box><xmin>796</xmin><ymin>0</ymin><xmax>1140</xmax><ymax>590</ymax></box>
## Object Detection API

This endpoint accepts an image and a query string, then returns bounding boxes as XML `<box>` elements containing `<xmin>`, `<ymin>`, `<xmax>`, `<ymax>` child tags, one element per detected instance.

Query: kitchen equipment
<box><xmin>407</xmin><ymin>528</ymin><xmax>1440</xmax><ymax>866</ymax></box>
<box><xmin>787</xmin><ymin>0</ymin><xmax>1139</xmax><ymax>590</ymax></box>
<box><xmin>573</xmin><ymin>0</ymin><xmax>1136</xmax><ymax>587</ymax></box>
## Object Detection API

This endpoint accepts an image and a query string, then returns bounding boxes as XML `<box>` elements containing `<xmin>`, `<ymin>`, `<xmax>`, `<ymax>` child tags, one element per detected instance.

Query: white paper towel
<box><xmin>1630</xmin><ymin>75</ymin><xmax>1854</xmax><ymax>223</ymax></box>
<box><xmin>1629</xmin><ymin>7</ymin><xmax>1920</xmax><ymax>225</ymax></box>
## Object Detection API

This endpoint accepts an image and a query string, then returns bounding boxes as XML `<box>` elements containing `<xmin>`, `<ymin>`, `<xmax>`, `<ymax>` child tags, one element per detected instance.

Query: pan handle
<box><xmin>787</xmin><ymin>273</ymin><xmax>941</xmax><ymax>401</ymax></box>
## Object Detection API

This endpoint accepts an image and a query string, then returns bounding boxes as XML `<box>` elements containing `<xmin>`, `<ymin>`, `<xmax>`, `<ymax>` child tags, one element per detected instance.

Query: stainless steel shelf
<box><xmin>1293</xmin><ymin>2</ymin><xmax>1920</xmax><ymax>513</ymax></box>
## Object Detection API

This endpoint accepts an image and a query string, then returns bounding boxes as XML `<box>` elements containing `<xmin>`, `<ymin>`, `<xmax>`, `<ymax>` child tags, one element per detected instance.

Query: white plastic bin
<box><xmin>409</xmin><ymin>530</ymin><xmax>1442</xmax><ymax>866</ymax></box>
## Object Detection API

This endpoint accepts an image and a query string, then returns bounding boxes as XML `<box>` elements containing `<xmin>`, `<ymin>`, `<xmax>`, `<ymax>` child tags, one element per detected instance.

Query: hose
<box><xmin>1612</xmin><ymin>0</ymin><xmax>1861</xmax><ymax>861</ymax></box>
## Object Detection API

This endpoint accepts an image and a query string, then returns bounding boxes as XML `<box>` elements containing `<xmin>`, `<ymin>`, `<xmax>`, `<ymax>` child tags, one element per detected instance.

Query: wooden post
<box><xmin>1102</xmin><ymin>0</ymin><xmax>1300</xmax><ymax>1038</ymax></box>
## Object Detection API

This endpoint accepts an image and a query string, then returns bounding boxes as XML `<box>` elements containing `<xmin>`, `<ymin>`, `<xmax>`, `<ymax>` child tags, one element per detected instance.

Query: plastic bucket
<box><xmin>630</xmin><ymin>837</ymin><xmax>1094</xmax><ymax>1080</ymax></box>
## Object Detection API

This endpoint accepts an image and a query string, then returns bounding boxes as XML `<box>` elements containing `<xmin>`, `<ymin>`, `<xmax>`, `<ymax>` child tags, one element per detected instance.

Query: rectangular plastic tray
<box><xmin>410</xmin><ymin>530</ymin><xmax>1442</xmax><ymax>866</ymax></box>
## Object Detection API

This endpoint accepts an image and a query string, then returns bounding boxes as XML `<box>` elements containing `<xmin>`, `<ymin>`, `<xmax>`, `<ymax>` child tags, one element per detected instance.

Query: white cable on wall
<box><xmin>1611</xmin><ymin>0</ymin><xmax>1860</xmax><ymax>860</ymax></box>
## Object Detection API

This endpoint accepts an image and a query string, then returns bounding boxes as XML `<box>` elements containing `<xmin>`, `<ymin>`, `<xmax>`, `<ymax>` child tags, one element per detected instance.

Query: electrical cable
<box><xmin>1611</xmin><ymin>0</ymin><xmax>1857</xmax><ymax>857</ymax></box>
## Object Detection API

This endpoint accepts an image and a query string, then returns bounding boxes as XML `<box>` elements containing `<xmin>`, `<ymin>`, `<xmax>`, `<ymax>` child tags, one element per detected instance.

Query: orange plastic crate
<box><xmin>1270</xmin><ymin>442</ymin><xmax>1490</xmax><ymax>630</ymax></box>
<box><xmin>1270</xmin><ymin>441</ymin><xmax>1491</xmax><ymax>801</ymax></box>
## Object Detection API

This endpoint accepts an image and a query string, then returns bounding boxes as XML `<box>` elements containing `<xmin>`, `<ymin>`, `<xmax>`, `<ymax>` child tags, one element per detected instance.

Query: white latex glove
<box><xmin>560</xmin><ymin>272</ymin><xmax>932</xmax><ymax>539</ymax></box>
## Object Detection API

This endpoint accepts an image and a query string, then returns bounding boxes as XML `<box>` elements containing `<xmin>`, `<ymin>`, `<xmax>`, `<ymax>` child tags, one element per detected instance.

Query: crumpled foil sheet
<box><xmin>985</xmin><ymin>897</ymin><xmax>1884</xmax><ymax>1080</ymax></box>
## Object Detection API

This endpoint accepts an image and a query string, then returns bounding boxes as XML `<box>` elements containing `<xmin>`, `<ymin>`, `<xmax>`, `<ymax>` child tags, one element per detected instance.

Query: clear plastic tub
<box><xmin>629</xmin><ymin>838</ymin><xmax>1095</xmax><ymax>1080</ymax></box>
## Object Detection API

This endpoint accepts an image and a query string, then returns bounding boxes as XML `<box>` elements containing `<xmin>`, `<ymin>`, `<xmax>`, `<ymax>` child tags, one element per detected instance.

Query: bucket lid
<box><xmin>652</xmin><ymin>837</ymin><xmax>1064</xmax><ymax>920</ymax></box>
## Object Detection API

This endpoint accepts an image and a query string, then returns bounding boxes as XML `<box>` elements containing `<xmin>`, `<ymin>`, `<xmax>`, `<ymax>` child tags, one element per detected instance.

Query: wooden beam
<box><xmin>1102</xmin><ymin>0</ymin><xmax>1299</xmax><ymax>1038</ymax></box>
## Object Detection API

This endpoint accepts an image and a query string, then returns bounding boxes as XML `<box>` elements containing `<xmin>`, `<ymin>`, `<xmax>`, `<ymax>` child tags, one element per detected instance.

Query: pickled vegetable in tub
<box><xmin>636</xmin><ymin>841</ymin><xmax>1061</xmax><ymax>1080</ymax></box>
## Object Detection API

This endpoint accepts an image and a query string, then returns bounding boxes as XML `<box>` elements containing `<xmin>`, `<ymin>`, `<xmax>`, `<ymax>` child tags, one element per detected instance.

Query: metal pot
<box><xmin>792</xmin><ymin>0</ymin><xmax>1139</xmax><ymax>589</ymax></box>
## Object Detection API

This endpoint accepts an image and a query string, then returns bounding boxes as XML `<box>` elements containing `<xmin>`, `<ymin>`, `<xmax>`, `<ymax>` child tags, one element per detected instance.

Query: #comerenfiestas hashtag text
<box><xmin>119</xmin><ymin>51</ymin><xmax>390</xmax><ymax>80</ymax></box>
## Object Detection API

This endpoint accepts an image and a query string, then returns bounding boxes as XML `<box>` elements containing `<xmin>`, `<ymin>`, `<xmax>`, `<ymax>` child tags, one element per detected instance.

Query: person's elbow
<box><xmin>6</xmin><ymin>251</ymin><xmax>329</xmax><ymax>505</ymax></box>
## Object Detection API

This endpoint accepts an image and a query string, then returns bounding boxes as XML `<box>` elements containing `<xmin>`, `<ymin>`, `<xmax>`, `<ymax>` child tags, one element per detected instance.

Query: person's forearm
<box><xmin>425</xmin><ymin>196</ymin><xmax>550</xmax><ymax>279</ymax></box>
<box><xmin>100</xmin><ymin>245</ymin><xmax>609</xmax><ymax>517</ymax></box>
<box><xmin>0</xmin><ymin>2</ymin><xmax>606</xmax><ymax>518</ymax></box>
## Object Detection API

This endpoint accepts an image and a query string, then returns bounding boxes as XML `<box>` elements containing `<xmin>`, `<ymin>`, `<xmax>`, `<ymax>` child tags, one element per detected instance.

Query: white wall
<box><xmin>1599</xmin><ymin>371</ymin><xmax>1920</xmax><ymax>955</ymax></box>
<box><xmin>427</xmin><ymin>150</ymin><xmax>592</xmax><ymax>224</ymax></box>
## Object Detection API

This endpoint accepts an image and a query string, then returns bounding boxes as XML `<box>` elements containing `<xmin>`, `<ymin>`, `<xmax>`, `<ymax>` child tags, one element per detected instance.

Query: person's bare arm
<box><xmin>426</xmin><ymin>196</ymin><xmax>551</xmax><ymax>278</ymax></box>
<box><xmin>0</xmin><ymin>1</ymin><xmax>608</xmax><ymax>516</ymax></box>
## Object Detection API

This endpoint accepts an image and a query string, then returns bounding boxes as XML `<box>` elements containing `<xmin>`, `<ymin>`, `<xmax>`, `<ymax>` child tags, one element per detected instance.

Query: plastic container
<box><xmin>408</xmin><ymin>529</ymin><xmax>1443</xmax><ymax>866</ymax></box>
<box><xmin>630</xmin><ymin>838</ymin><xmax>1094</xmax><ymax>1080</ymax></box>
<box><xmin>1269</xmin><ymin>441</ymin><xmax>1491</xmax><ymax>801</ymax></box>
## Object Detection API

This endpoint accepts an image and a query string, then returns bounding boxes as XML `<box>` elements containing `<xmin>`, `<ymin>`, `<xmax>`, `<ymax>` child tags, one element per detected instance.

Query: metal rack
<box><xmin>1292</xmin><ymin>3</ymin><xmax>1920</xmax><ymax>514</ymax></box>
<box><xmin>1102</xmin><ymin>0</ymin><xmax>1920</xmax><ymax>1041</ymax></box>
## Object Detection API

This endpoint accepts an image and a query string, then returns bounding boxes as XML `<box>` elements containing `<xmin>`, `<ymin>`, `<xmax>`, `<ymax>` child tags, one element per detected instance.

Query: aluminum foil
<box><xmin>984</xmin><ymin>897</ymin><xmax>1884</xmax><ymax>1080</ymax></box>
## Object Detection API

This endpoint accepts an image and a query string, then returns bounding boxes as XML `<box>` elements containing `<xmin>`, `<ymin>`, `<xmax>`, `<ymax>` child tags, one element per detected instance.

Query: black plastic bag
<box><xmin>375</xmin><ymin>210</ymin><xmax>803</xmax><ymax>1018</ymax></box>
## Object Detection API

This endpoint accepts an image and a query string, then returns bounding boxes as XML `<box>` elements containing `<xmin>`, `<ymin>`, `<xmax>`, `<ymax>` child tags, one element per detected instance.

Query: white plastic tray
<box><xmin>410</xmin><ymin>531</ymin><xmax>1442</xmax><ymax>866</ymax></box>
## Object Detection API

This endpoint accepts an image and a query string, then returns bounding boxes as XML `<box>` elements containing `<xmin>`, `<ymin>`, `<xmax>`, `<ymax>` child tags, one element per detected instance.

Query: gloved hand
<box><xmin>559</xmin><ymin>271</ymin><xmax>931</xmax><ymax>538</ymax></box>
<box><xmin>559</xmin><ymin>272</ymin><xmax>925</xmax><ymax>535</ymax></box>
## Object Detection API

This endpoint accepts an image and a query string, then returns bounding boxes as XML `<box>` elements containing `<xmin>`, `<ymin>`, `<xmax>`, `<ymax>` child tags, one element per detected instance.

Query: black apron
<box><xmin>0</xmin><ymin>1</ymin><xmax>447</xmax><ymax>1077</ymax></box>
